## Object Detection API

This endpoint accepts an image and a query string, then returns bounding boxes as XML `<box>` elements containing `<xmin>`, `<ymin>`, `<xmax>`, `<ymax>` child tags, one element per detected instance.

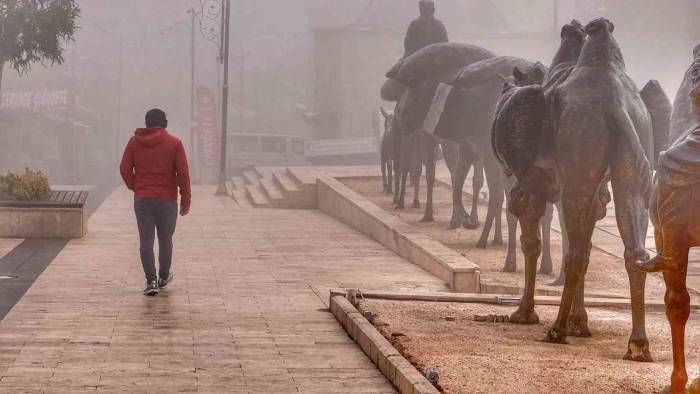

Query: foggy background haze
<box><xmin>1</xmin><ymin>0</ymin><xmax>699</xmax><ymax>187</ymax></box>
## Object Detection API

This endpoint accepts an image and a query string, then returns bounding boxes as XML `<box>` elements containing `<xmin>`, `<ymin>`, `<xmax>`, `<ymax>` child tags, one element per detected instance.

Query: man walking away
<box><xmin>403</xmin><ymin>0</ymin><xmax>449</xmax><ymax>58</ymax></box>
<box><xmin>120</xmin><ymin>109</ymin><xmax>191</xmax><ymax>296</ymax></box>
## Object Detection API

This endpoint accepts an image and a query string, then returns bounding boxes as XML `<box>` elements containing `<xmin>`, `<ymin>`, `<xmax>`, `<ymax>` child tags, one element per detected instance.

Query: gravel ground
<box><xmin>360</xmin><ymin>299</ymin><xmax>700</xmax><ymax>394</ymax></box>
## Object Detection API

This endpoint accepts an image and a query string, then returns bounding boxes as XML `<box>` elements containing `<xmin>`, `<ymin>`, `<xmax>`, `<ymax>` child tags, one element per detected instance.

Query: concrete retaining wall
<box><xmin>316</xmin><ymin>177</ymin><xmax>480</xmax><ymax>293</ymax></box>
<box><xmin>0</xmin><ymin>207</ymin><xmax>87</xmax><ymax>239</ymax></box>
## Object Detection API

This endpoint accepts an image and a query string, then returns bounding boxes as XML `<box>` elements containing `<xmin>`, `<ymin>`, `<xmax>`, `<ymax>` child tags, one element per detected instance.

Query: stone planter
<box><xmin>0</xmin><ymin>191</ymin><xmax>88</xmax><ymax>239</ymax></box>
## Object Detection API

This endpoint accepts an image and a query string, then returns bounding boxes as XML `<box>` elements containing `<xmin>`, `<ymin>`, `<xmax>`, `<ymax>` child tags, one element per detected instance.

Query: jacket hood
<box><xmin>134</xmin><ymin>127</ymin><xmax>168</xmax><ymax>147</ymax></box>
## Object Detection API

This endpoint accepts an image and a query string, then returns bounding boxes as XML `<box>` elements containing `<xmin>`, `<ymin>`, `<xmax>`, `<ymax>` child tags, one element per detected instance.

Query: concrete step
<box><xmin>259</xmin><ymin>178</ymin><xmax>287</xmax><ymax>208</ymax></box>
<box><xmin>272</xmin><ymin>169</ymin><xmax>302</xmax><ymax>194</ymax></box>
<box><xmin>242</xmin><ymin>171</ymin><xmax>261</xmax><ymax>186</ymax></box>
<box><xmin>231</xmin><ymin>176</ymin><xmax>246</xmax><ymax>192</ymax></box>
<box><xmin>254</xmin><ymin>166</ymin><xmax>276</xmax><ymax>179</ymax></box>
<box><xmin>286</xmin><ymin>167</ymin><xmax>317</xmax><ymax>209</ymax></box>
<box><xmin>287</xmin><ymin>167</ymin><xmax>316</xmax><ymax>187</ymax></box>
<box><xmin>232</xmin><ymin>189</ymin><xmax>253</xmax><ymax>208</ymax></box>
<box><xmin>245</xmin><ymin>184</ymin><xmax>271</xmax><ymax>208</ymax></box>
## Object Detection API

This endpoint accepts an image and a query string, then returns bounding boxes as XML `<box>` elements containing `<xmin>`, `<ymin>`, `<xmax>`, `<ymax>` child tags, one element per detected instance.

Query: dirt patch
<box><xmin>360</xmin><ymin>299</ymin><xmax>698</xmax><ymax>394</ymax></box>
<box><xmin>341</xmin><ymin>177</ymin><xmax>668</xmax><ymax>300</ymax></box>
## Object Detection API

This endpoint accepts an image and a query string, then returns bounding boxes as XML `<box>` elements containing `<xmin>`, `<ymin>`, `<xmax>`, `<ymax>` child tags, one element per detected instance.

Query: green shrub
<box><xmin>0</xmin><ymin>168</ymin><xmax>51</xmax><ymax>200</ymax></box>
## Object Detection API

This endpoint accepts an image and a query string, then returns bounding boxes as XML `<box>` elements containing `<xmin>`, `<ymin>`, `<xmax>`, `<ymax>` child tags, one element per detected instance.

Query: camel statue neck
<box><xmin>576</xmin><ymin>31</ymin><xmax>625</xmax><ymax>69</ymax></box>
<box><xmin>550</xmin><ymin>37</ymin><xmax>584</xmax><ymax>68</ymax></box>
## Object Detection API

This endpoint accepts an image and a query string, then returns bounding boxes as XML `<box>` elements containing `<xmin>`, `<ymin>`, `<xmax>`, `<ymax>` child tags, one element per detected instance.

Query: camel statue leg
<box><xmin>539</xmin><ymin>203</ymin><xmax>554</xmax><ymax>275</ymax></box>
<box><xmin>476</xmin><ymin>157</ymin><xmax>503</xmax><ymax>249</ymax></box>
<box><xmin>387</xmin><ymin>158</ymin><xmax>394</xmax><ymax>195</ymax></box>
<box><xmin>493</xmin><ymin>187</ymin><xmax>504</xmax><ymax>245</ymax></box>
<box><xmin>381</xmin><ymin>157</ymin><xmax>388</xmax><ymax>194</ymax></box>
<box><xmin>393</xmin><ymin>160</ymin><xmax>402</xmax><ymax>205</ymax></box>
<box><xmin>610</xmin><ymin>148</ymin><xmax>653</xmax><ymax>362</ymax></box>
<box><xmin>567</xmin><ymin>270</ymin><xmax>591</xmax><ymax>337</ymax></box>
<box><xmin>447</xmin><ymin>144</ymin><xmax>469</xmax><ymax>229</ymax></box>
<box><xmin>543</xmin><ymin>180</ymin><xmax>603</xmax><ymax>344</ymax></box>
<box><xmin>550</xmin><ymin>202</ymin><xmax>568</xmax><ymax>286</ymax></box>
<box><xmin>465</xmin><ymin>159</ymin><xmax>484</xmax><ymax>229</ymax></box>
<box><xmin>396</xmin><ymin>160</ymin><xmax>408</xmax><ymax>209</ymax></box>
<box><xmin>422</xmin><ymin>155</ymin><xmax>436</xmax><ymax>222</ymax></box>
<box><xmin>509</xmin><ymin>207</ymin><xmax>543</xmax><ymax>324</ymax></box>
<box><xmin>663</xmin><ymin>259</ymin><xmax>691</xmax><ymax>393</ymax></box>
<box><xmin>503</xmin><ymin>176</ymin><xmax>518</xmax><ymax>272</ymax></box>
<box><xmin>420</xmin><ymin>135</ymin><xmax>437</xmax><ymax>220</ymax></box>
<box><xmin>412</xmin><ymin>164</ymin><xmax>422</xmax><ymax>209</ymax></box>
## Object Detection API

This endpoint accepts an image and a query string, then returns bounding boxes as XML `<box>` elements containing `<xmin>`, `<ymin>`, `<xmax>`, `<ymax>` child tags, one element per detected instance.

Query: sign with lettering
<box><xmin>0</xmin><ymin>90</ymin><xmax>69</xmax><ymax>113</ymax></box>
<box><xmin>191</xmin><ymin>86</ymin><xmax>220</xmax><ymax>182</ymax></box>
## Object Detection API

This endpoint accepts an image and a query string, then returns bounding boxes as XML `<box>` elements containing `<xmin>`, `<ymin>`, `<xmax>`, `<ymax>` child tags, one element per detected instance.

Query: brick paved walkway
<box><xmin>0</xmin><ymin>186</ymin><xmax>447</xmax><ymax>393</ymax></box>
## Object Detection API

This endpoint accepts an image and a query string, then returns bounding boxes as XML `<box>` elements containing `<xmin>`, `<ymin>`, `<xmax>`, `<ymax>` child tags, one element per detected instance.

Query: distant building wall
<box><xmin>312</xmin><ymin>28</ymin><xmax>401</xmax><ymax>140</ymax></box>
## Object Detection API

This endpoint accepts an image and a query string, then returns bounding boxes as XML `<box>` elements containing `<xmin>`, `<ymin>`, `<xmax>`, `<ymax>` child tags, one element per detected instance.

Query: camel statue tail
<box><xmin>640</xmin><ymin>79</ymin><xmax>672</xmax><ymax>168</ymax></box>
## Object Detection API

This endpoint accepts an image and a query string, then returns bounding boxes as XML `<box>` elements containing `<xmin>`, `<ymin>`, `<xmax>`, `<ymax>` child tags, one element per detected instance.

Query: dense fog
<box><xmin>1</xmin><ymin>0</ymin><xmax>698</xmax><ymax>186</ymax></box>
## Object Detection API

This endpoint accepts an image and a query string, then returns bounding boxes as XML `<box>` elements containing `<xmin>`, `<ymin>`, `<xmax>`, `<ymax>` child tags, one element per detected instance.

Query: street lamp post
<box><xmin>186</xmin><ymin>8</ymin><xmax>197</xmax><ymax>183</ymax></box>
<box><xmin>215</xmin><ymin>0</ymin><xmax>231</xmax><ymax>196</ymax></box>
<box><xmin>239</xmin><ymin>50</ymin><xmax>250</xmax><ymax>136</ymax></box>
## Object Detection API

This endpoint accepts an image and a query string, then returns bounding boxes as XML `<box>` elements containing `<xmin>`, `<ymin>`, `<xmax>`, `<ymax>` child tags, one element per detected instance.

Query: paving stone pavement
<box><xmin>0</xmin><ymin>186</ymin><xmax>447</xmax><ymax>393</ymax></box>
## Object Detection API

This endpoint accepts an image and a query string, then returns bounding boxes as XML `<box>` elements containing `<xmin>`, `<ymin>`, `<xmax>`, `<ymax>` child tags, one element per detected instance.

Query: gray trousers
<box><xmin>134</xmin><ymin>198</ymin><xmax>178</xmax><ymax>283</ymax></box>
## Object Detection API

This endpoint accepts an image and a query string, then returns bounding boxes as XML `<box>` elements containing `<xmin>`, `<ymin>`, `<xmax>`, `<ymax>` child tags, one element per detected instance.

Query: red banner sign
<box><xmin>1</xmin><ymin>90</ymin><xmax>68</xmax><ymax>113</ymax></box>
<box><xmin>192</xmin><ymin>86</ymin><xmax>220</xmax><ymax>182</ymax></box>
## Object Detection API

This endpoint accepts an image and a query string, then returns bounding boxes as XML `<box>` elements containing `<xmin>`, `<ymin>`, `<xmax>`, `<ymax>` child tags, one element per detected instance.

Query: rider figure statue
<box><xmin>403</xmin><ymin>0</ymin><xmax>449</xmax><ymax>58</ymax></box>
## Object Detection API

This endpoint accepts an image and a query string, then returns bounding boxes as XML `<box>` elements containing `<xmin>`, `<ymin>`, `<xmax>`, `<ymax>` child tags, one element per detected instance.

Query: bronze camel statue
<box><xmin>546</xmin><ymin>20</ymin><xmax>660</xmax><ymax>358</ymax></box>
<box><xmin>636</xmin><ymin>64</ymin><xmax>700</xmax><ymax>394</ymax></box>
<box><xmin>501</xmin><ymin>26</ymin><xmax>670</xmax><ymax>285</ymax></box>
<box><xmin>492</xmin><ymin>19</ymin><xmax>671</xmax><ymax>362</ymax></box>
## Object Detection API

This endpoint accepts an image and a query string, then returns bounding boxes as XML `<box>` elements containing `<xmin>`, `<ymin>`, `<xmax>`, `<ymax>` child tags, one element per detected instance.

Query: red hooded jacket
<box><xmin>120</xmin><ymin>127</ymin><xmax>191</xmax><ymax>209</ymax></box>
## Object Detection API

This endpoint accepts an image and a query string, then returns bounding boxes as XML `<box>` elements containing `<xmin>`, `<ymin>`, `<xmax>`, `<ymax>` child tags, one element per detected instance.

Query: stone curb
<box><xmin>329</xmin><ymin>295</ymin><xmax>440</xmax><ymax>394</ymax></box>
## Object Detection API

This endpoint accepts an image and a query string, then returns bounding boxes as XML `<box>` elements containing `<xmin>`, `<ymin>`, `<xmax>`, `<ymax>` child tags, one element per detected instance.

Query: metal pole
<box><xmin>187</xmin><ymin>8</ymin><xmax>198</xmax><ymax>183</ymax></box>
<box><xmin>239</xmin><ymin>51</ymin><xmax>249</xmax><ymax>135</ymax></box>
<box><xmin>215</xmin><ymin>0</ymin><xmax>231</xmax><ymax>195</ymax></box>
<box><xmin>115</xmin><ymin>38</ymin><xmax>123</xmax><ymax>176</ymax></box>
<box><xmin>70</xmin><ymin>45</ymin><xmax>78</xmax><ymax>183</ymax></box>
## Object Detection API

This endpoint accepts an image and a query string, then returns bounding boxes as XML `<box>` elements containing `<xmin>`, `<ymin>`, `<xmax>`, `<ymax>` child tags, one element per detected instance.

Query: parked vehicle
<box><xmin>227</xmin><ymin>133</ymin><xmax>306</xmax><ymax>172</ymax></box>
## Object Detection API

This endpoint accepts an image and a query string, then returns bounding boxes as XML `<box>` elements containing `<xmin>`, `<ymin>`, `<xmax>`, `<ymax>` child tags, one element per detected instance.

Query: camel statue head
<box><xmin>585</xmin><ymin>18</ymin><xmax>615</xmax><ymax>36</ymax></box>
<box><xmin>561</xmin><ymin>19</ymin><xmax>585</xmax><ymax>40</ymax></box>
